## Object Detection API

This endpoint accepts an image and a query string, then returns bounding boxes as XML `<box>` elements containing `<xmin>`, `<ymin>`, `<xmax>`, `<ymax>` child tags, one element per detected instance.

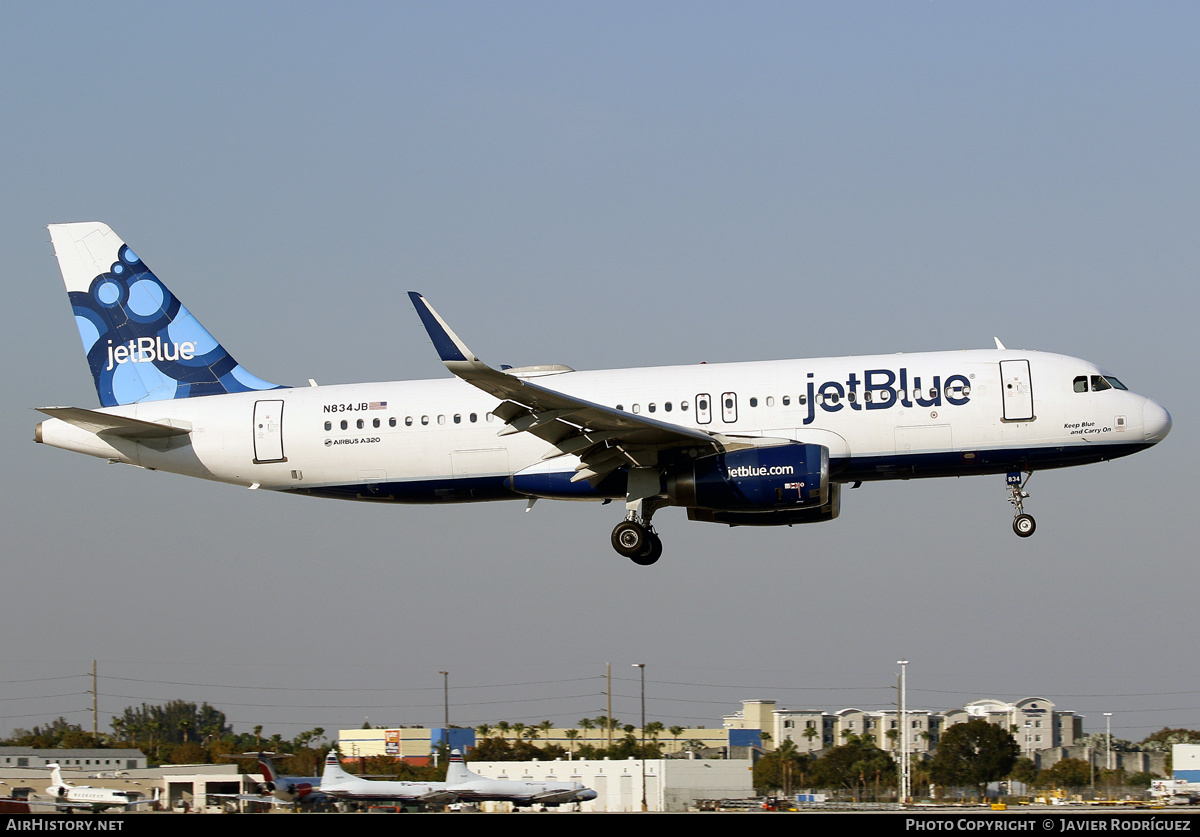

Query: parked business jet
<box><xmin>319</xmin><ymin>751</ymin><xmax>456</xmax><ymax>806</ymax></box>
<box><xmin>35</xmin><ymin>223</ymin><xmax>1171</xmax><ymax>565</ymax></box>
<box><xmin>45</xmin><ymin>763</ymin><xmax>159</xmax><ymax>812</ymax></box>
<box><xmin>444</xmin><ymin>749</ymin><xmax>596</xmax><ymax>808</ymax></box>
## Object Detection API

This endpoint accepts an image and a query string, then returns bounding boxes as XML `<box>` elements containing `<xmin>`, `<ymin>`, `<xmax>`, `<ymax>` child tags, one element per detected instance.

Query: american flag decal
<box><xmin>369</xmin><ymin>401</ymin><xmax>388</xmax><ymax>410</ymax></box>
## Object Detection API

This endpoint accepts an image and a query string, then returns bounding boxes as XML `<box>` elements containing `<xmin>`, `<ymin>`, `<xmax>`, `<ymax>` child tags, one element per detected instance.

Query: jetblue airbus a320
<box><xmin>35</xmin><ymin>223</ymin><xmax>1172</xmax><ymax>565</ymax></box>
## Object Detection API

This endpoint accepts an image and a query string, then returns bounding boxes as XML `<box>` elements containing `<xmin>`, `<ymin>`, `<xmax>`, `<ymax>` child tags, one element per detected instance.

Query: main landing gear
<box><xmin>612</xmin><ymin>466</ymin><xmax>666</xmax><ymax>565</ymax></box>
<box><xmin>1006</xmin><ymin>471</ymin><xmax>1036</xmax><ymax>538</ymax></box>
<box><xmin>611</xmin><ymin>518</ymin><xmax>663</xmax><ymax>566</ymax></box>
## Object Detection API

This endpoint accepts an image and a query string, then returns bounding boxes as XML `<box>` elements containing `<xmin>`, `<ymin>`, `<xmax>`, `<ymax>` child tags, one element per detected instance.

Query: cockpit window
<box><xmin>1103</xmin><ymin>376</ymin><xmax>1127</xmax><ymax>390</ymax></box>
<box><xmin>1091</xmin><ymin>375</ymin><xmax>1111</xmax><ymax>392</ymax></box>
<box><xmin>1073</xmin><ymin>376</ymin><xmax>1088</xmax><ymax>393</ymax></box>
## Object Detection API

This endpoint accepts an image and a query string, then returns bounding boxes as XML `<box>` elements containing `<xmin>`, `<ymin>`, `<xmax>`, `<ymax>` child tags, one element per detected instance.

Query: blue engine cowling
<box><xmin>666</xmin><ymin>443</ymin><xmax>828</xmax><ymax>510</ymax></box>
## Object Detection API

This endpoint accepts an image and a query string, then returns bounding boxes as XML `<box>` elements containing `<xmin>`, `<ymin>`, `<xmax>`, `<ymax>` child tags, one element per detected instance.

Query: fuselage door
<box><xmin>999</xmin><ymin>360</ymin><xmax>1035</xmax><ymax>422</ymax></box>
<box><xmin>695</xmin><ymin>393</ymin><xmax>712</xmax><ymax>425</ymax></box>
<box><xmin>253</xmin><ymin>399</ymin><xmax>286</xmax><ymax>462</ymax></box>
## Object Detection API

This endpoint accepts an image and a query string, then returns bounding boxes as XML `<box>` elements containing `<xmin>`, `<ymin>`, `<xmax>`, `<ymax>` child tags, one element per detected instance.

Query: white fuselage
<box><xmin>37</xmin><ymin>348</ymin><xmax>1169</xmax><ymax>504</ymax></box>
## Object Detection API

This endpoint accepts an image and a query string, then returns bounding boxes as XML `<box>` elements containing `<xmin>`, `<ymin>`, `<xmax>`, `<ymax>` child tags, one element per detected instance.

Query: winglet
<box><xmin>408</xmin><ymin>292</ymin><xmax>479</xmax><ymax>365</ymax></box>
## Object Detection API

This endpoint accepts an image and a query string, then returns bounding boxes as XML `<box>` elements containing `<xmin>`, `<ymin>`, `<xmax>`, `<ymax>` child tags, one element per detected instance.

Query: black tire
<box><xmin>612</xmin><ymin>521</ymin><xmax>648</xmax><ymax>557</ymax></box>
<box><xmin>631</xmin><ymin>532</ymin><xmax>663</xmax><ymax>566</ymax></box>
<box><xmin>1013</xmin><ymin>513</ymin><xmax>1036</xmax><ymax>537</ymax></box>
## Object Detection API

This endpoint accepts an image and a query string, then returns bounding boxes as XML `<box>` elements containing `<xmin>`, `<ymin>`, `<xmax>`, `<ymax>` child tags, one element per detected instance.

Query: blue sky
<box><xmin>0</xmin><ymin>2</ymin><xmax>1195</xmax><ymax>743</ymax></box>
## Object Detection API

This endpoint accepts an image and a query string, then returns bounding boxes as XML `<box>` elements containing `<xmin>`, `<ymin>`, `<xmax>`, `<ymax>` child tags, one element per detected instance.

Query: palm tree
<box><xmin>802</xmin><ymin>725</ymin><xmax>819</xmax><ymax>750</ymax></box>
<box><xmin>669</xmin><ymin>725</ymin><xmax>684</xmax><ymax>753</ymax></box>
<box><xmin>475</xmin><ymin>723</ymin><xmax>493</xmax><ymax>742</ymax></box>
<box><xmin>579</xmin><ymin>718</ymin><xmax>595</xmax><ymax>747</ymax></box>
<box><xmin>565</xmin><ymin>730</ymin><xmax>580</xmax><ymax>754</ymax></box>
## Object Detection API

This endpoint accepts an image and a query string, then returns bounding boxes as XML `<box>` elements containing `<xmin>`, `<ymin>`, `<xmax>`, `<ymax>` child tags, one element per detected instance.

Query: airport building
<box><xmin>0</xmin><ymin>747</ymin><xmax>147</xmax><ymax>770</ymax></box>
<box><xmin>724</xmin><ymin>697</ymin><xmax>1082</xmax><ymax>757</ymax></box>
<box><xmin>338</xmin><ymin>724</ymin><xmax>728</xmax><ymax>760</ymax></box>
<box><xmin>464</xmin><ymin>756</ymin><xmax>751</xmax><ymax>813</ymax></box>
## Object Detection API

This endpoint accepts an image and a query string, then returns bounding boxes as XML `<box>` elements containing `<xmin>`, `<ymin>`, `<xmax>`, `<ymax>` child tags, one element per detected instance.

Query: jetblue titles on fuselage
<box><xmin>798</xmin><ymin>367</ymin><xmax>971</xmax><ymax>424</ymax></box>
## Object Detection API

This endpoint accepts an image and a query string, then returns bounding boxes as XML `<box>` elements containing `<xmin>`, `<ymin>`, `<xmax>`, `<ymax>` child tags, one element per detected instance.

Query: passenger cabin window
<box><xmin>324</xmin><ymin>421</ymin><xmax>332</xmax><ymax>431</ymax></box>
<box><xmin>721</xmin><ymin>392</ymin><xmax>737</xmax><ymax>423</ymax></box>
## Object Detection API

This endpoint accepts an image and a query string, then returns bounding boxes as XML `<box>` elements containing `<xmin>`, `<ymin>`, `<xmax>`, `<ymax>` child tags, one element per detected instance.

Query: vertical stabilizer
<box><xmin>445</xmin><ymin>749</ymin><xmax>480</xmax><ymax>783</ymax></box>
<box><xmin>48</xmin><ymin>222</ymin><xmax>286</xmax><ymax>407</ymax></box>
<box><xmin>321</xmin><ymin>751</ymin><xmax>355</xmax><ymax>784</ymax></box>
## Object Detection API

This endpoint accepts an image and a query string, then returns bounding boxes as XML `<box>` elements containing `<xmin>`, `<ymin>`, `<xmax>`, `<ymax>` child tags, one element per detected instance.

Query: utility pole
<box><xmin>92</xmin><ymin>660</ymin><xmax>98</xmax><ymax>742</ymax></box>
<box><xmin>633</xmin><ymin>663</ymin><xmax>646</xmax><ymax>812</ymax></box>
<box><xmin>897</xmin><ymin>660</ymin><xmax>910</xmax><ymax>805</ymax></box>
<box><xmin>606</xmin><ymin>662</ymin><xmax>613</xmax><ymax>749</ymax></box>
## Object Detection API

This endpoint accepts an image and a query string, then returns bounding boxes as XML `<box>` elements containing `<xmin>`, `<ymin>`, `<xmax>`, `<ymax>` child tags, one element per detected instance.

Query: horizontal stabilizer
<box><xmin>36</xmin><ymin>407</ymin><xmax>191</xmax><ymax>439</ymax></box>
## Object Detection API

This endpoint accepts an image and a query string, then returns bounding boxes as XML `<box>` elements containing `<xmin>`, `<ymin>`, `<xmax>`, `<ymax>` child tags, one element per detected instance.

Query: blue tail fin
<box><xmin>48</xmin><ymin>222</ymin><xmax>286</xmax><ymax>407</ymax></box>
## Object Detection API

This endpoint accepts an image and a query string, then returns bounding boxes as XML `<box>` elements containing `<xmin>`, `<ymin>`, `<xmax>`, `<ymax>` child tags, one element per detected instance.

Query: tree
<box><xmin>1008</xmin><ymin>757</ymin><xmax>1040</xmax><ymax>789</ymax></box>
<box><xmin>809</xmin><ymin>739</ymin><xmax>895</xmax><ymax>797</ymax></box>
<box><xmin>802</xmin><ymin>725</ymin><xmax>820</xmax><ymax>748</ymax></box>
<box><xmin>1038</xmin><ymin>758</ymin><xmax>1092</xmax><ymax>789</ymax></box>
<box><xmin>929</xmin><ymin>720</ymin><xmax>1018</xmax><ymax>797</ymax></box>
<box><xmin>753</xmin><ymin>741</ymin><xmax>814</xmax><ymax>793</ymax></box>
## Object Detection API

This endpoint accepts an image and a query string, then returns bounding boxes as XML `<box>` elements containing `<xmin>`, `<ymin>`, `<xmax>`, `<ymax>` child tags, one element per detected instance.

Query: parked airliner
<box><xmin>445</xmin><ymin>749</ymin><xmax>596</xmax><ymax>808</ymax></box>
<box><xmin>35</xmin><ymin>223</ymin><xmax>1171</xmax><ymax>564</ymax></box>
<box><xmin>319</xmin><ymin>751</ymin><xmax>457</xmax><ymax>807</ymax></box>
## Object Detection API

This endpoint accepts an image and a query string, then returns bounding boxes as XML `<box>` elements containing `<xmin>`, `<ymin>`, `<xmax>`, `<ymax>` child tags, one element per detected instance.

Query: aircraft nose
<box><xmin>1143</xmin><ymin>398</ymin><xmax>1172</xmax><ymax>443</ymax></box>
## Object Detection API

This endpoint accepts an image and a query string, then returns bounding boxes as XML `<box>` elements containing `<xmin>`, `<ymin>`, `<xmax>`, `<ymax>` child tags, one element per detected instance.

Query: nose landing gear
<box><xmin>1007</xmin><ymin>471</ymin><xmax>1036</xmax><ymax>537</ymax></box>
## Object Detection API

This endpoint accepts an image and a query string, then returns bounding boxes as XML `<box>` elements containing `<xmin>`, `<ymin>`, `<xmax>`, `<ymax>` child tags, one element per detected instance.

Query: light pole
<box><xmin>440</xmin><ymin>671</ymin><xmax>449</xmax><ymax>762</ymax></box>
<box><xmin>633</xmin><ymin>663</ymin><xmax>646</xmax><ymax>812</ymax></box>
<box><xmin>897</xmin><ymin>660</ymin><xmax>909</xmax><ymax>805</ymax></box>
<box><xmin>1104</xmin><ymin>713</ymin><xmax>1113</xmax><ymax>772</ymax></box>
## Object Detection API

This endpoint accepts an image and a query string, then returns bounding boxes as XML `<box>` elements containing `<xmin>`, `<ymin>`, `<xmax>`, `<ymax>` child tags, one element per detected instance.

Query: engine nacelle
<box><xmin>687</xmin><ymin>483</ymin><xmax>841</xmax><ymax>526</ymax></box>
<box><xmin>666</xmin><ymin>443</ymin><xmax>828</xmax><ymax>510</ymax></box>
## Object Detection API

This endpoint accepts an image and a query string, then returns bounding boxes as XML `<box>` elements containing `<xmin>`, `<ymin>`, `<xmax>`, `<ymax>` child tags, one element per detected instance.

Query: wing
<box><xmin>408</xmin><ymin>292</ymin><xmax>725</xmax><ymax>483</ymax></box>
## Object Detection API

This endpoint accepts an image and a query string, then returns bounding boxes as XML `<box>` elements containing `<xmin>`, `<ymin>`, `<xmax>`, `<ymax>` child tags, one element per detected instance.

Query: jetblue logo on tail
<box><xmin>105</xmin><ymin>338</ymin><xmax>197</xmax><ymax>371</ymax></box>
<box><xmin>51</xmin><ymin>227</ymin><xmax>287</xmax><ymax>407</ymax></box>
